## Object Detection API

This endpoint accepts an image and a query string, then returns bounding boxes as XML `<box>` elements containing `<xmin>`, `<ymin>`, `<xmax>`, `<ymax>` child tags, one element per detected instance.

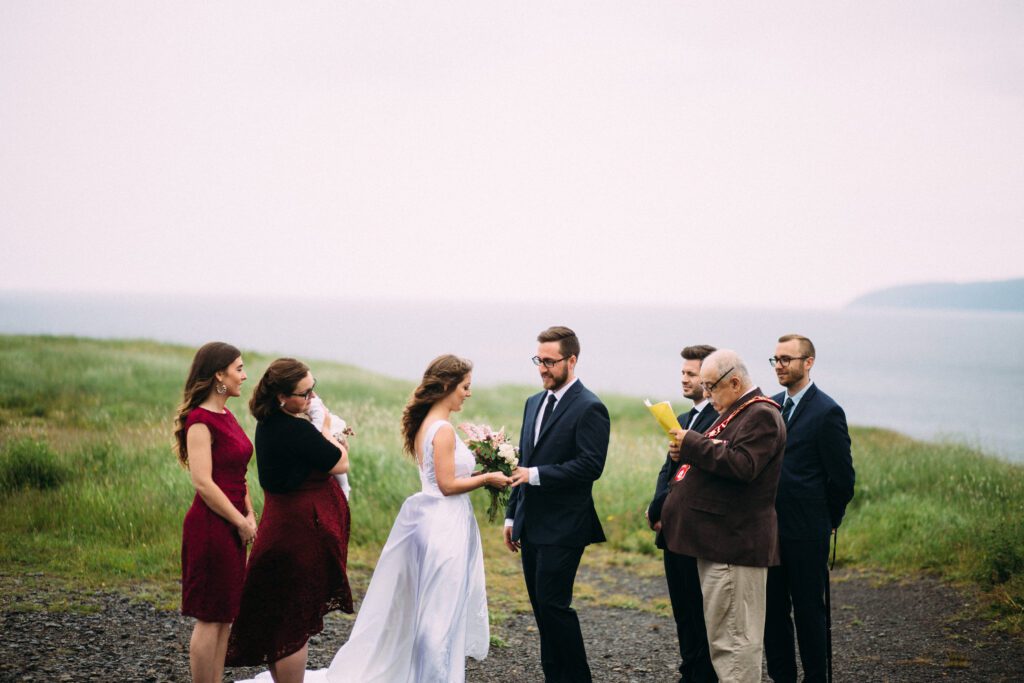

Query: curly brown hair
<box><xmin>400</xmin><ymin>354</ymin><xmax>473</xmax><ymax>457</ymax></box>
<box><xmin>173</xmin><ymin>342</ymin><xmax>242</xmax><ymax>467</ymax></box>
<box><xmin>249</xmin><ymin>358</ymin><xmax>311</xmax><ymax>421</ymax></box>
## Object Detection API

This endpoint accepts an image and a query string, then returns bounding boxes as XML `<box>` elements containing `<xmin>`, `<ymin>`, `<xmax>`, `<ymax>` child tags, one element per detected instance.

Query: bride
<box><xmin>237</xmin><ymin>354</ymin><xmax>510</xmax><ymax>683</ymax></box>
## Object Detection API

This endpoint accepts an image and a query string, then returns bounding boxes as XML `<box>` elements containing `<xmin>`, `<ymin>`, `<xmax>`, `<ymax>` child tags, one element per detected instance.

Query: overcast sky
<box><xmin>2</xmin><ymin>1</ymin><xmax>1021</xmax><ymax>309</ymax></box>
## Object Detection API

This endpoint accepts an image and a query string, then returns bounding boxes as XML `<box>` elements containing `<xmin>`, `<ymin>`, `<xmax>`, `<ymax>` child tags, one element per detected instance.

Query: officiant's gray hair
<box><xmin>702</xmin><ymin>349</ymin><xmax>752</xmax><ymax>388</ymax></box>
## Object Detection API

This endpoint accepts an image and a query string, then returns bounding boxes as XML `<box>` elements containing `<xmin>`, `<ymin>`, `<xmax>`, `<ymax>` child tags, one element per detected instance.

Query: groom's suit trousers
<box><xmin>521</xmin><ymin>542</ymin><xmax>590</xmax><ymax>683</ymax></box>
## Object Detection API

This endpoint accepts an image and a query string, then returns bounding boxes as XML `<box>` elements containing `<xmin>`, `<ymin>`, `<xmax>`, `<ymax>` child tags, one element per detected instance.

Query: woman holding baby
<box><xmin>225</xmin><ymin>358</ymin><xmax>353</xmax><ymax>682</ymax></box>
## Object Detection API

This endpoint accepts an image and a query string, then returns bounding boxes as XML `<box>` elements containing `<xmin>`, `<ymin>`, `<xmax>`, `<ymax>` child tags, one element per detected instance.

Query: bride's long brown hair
<box><xmin>400</xmin><ymin>354</ymin><xmax>473</xmax><ymax>457</ymax></box>
<box><xmin>173</xmin><ymin>341</ymin><xmax>242</xmax><ymax>468</ymax></box>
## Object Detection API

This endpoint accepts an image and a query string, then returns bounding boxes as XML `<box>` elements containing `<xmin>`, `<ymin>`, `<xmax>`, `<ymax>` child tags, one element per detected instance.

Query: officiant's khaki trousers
<box><xmin>696</xmin><ymin>559</ymin><xmax>767</xmax><ymax>683</ymax></box>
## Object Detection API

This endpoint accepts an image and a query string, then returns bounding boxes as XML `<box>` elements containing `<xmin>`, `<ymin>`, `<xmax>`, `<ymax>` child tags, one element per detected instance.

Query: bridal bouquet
<box><xmin>458</xmin><ymin>422</ymin><xmax>519</xmax><ymax>522</ymax></box>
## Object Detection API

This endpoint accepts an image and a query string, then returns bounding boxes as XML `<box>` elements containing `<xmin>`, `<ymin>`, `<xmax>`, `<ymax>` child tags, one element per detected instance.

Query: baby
<box><xmin>307</xmin><ymin>395</ymin><xmax>353</xmax><ymax>500</ymax></box>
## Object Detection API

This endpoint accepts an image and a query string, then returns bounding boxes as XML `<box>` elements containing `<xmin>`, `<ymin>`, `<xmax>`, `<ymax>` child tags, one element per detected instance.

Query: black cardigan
<box><xmin>254</xmin><ymin>411</ymin><xmax>342</xmax><ymax>494</ymax></box>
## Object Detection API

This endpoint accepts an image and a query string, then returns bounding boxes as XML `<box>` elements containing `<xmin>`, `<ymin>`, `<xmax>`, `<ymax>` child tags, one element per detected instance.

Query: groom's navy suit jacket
<box><xmin>506</xmin><ymin>380</ymin><xmax>610</xmax><ymax>547</ymax></box>
<box><xmin>771</xmin><ymin>384</ymin><xmax>855</xmax><ymax>539</ymax></box>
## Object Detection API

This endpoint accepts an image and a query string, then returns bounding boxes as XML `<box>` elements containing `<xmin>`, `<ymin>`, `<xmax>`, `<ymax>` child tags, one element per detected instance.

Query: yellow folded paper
<box><xmin>644</xmin><ymin>399</ymin><xmax>683</xmax><ymax>435</ymax></box>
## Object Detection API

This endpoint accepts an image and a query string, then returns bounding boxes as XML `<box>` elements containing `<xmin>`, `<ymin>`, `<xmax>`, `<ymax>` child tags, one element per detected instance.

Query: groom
<box><xmin>505</xmin><ymin>325</ymin><xmax>610</xmax><ymax>683</ymax></box>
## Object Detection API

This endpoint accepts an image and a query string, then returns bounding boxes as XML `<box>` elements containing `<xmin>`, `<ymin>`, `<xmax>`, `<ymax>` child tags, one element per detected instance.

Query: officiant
<box><xmin>660</xmin><ymin>350</ymin><xmax>785</xmax><ymax>683</ymax></box>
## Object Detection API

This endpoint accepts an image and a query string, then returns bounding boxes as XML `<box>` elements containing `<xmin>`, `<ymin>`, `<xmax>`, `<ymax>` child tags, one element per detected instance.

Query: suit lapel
<box><xmin>521</xmin><ymin>392</ymin><xmax>544</xmax><ymax>464</ymax></box>
<box><xmin>787</xmin><ymin>384</ymin><xmax>817</xmax><ymax>428</ymax></box>
<box><xmin>705</xmin><ymin>388</ymin><xmax>765</xmax><ymax>435</ymax></box>
<box><xmin>535</xmin><ymin>381</ymin><xmax>584</xmax><ymax>448</ymax></box>
<box><xmin>691</xmin><ymin>406</ymin><xmax>717</xmax><ymax>434</ymax></box>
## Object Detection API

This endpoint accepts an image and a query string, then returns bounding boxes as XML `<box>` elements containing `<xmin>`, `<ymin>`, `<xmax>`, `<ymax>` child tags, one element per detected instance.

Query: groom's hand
<box><xmin>509</xmin><ymin>467</ymin><xmax>531</xmax><ymax>487</ymax></box>
<box><xmin>503</xmin><ymin>525</ymin><xmax>520</xmax><ymax>553</ymax></box>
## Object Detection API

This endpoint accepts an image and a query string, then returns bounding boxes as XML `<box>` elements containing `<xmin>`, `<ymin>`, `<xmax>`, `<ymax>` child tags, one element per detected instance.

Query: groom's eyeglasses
<box><xmin>290</xmin><ymin>380</ymin><xmax>317</xmax><ymax>399</ymax></box>
<box><xmin>532</xmin><ymin>356</ymin><xmax>568</xmax><ymax>369</ymax></box>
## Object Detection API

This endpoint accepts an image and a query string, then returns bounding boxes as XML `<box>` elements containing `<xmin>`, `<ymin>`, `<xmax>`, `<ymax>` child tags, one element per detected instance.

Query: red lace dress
<box><xmin>225</xmin><ymin>411</ymin><xmax>353</xmax><ymax>666</ymax></box>
<box><xmin>180</xmin><ymin>407</ymin><xmax>253</xmax><ymax>623</ymax></box>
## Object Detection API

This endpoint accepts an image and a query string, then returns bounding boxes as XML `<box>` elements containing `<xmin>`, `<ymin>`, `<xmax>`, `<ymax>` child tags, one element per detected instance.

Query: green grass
<box><xmin>839</xmin><ymin>428</ymin><xmax>1024</xmax><ymax>630</ymax></box>
<box><xmin>1</xmin><ymin>334</ymin><xmax>1022</xmax><ymax>632</ymax></box>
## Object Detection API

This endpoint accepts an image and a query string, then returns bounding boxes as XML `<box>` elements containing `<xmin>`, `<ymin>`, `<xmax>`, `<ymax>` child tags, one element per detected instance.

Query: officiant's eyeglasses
<box><xmin>700</xmin><ymin>367</ymin><xmax>735</xmax><ymax>393</ymax></box>
<box><xmin>290</xmin><ymin>380</ymin><xmax>317</xmax><ymax>399</ymax></box>
<box><xmin>769</xmin><ymin>356</ymin><xmax>809</xmax><ymax>368</ymax></box>
<box><xmin>532</xmin><ymin>356</ymin><xmax>568</xmax><ymax>368</ymax></box>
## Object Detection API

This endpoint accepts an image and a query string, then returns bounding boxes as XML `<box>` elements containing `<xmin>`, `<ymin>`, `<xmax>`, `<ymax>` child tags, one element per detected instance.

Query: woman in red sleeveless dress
<box><xmin>174</xmin><ymin>342</ymin><xmax>257</xmax><ymax>683</ymax></box>
<box><xmin>225</xmin><ymin>358</ymin><xmax>353</xmax><ymax>683</ymax></box>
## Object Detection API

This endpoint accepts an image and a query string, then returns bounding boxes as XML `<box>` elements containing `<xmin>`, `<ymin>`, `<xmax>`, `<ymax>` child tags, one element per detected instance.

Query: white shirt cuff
<box><xmin>504</xmin><ymin>519</ymin><xmax>513</xmax><ymax>527</ymax></box>
<box><xmin>529</xmin><ymin>466</ymin><xmax>540</xmax><ymax>486</ymax></box>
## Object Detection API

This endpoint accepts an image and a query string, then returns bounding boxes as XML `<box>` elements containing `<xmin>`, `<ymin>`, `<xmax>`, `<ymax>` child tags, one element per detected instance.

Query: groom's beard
<box><xmin>542</xmin><ymin>366</ymin><xmax>569</xmax><ymax>391</ymax></box>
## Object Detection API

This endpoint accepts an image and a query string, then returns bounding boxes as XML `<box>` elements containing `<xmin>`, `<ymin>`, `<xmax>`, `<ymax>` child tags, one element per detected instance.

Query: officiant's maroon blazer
<box><xmin>661</xmin><ymin>388</ymin><xmax>786</xmax><ymax>568</ymax></box>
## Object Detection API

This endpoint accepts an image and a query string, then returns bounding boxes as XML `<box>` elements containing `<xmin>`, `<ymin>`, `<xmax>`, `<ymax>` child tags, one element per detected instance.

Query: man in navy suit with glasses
<box><xmin>765</xmin><ymin>334</ymin><xmax>856</xmax><ymax>683</ymax></box>
<box><xmin>505</xmin><ymin>325</ymin><xmax>610</xmax><ymax>683</ymax></box>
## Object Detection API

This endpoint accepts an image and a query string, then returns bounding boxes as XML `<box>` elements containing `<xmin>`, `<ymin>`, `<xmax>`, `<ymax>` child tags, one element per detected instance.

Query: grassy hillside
<box><xmin>1</xmin><ymin>335</ymin><xmax>1021</xmax><ymax>631</ymax></box>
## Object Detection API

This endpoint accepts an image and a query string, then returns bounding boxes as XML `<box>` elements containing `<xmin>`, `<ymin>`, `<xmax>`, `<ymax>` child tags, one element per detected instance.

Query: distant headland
<box><xmin>847</xmin><ymin>278</ymin><xmax>1024</xmax><ymax>312</ymax></box>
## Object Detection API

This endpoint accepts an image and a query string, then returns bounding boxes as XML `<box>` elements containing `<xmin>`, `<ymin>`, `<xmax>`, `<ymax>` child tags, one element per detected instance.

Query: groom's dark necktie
<box><xmin>781</xmin><ymin>397</ymin><xmax>795</xmax><ymax>424</ymax></box>
<box><xmin>686</xmin><ymin>408</ymin><xmax>700</xmax><ymax>430</ymax></box>
<box><xmin>536</xmin><ymin>393</ymin><xmax>557</xmax><ymax>444</ymax></box>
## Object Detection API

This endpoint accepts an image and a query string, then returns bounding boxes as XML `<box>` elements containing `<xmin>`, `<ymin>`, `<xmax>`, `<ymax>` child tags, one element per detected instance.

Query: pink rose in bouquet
<box><xmin>458</xmin><ymin>422</ymin><xmax>520</xmax><ymax>522</ymax></box>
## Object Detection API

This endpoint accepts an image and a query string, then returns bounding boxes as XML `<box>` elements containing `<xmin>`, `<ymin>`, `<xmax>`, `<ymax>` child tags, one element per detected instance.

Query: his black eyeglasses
<box><xmin>769</xmin><ymin>356</ymin><xmax>809</xmax><ymax>368</ymax></box>
<box><xmin>700</xmin><ymin>367</ymin><xmax>735</xmax><ymax>393</ymax></box>
<box><xmin>290</xmin><ymin>380</ymin><xmax>317</xmax><ymax>399</ymax></box>
<box><xmin>532</xmin><ymin>356</ymin><xmax>568</xmax><ymax>369</ymax></box>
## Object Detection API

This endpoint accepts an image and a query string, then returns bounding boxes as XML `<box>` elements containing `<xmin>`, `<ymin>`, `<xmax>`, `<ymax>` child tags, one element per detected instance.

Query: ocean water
<box><xmin>2</xmin><ymin>291</ymin><xmax>1022</xmax><ymax>462</ymax></box>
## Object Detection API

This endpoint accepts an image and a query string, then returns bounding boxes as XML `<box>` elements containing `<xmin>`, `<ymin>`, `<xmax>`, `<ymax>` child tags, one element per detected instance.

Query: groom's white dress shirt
<box><xmin>530</xmin><ymin>377</ymin><xmax>578</xmax><ymax>485</ymax></box>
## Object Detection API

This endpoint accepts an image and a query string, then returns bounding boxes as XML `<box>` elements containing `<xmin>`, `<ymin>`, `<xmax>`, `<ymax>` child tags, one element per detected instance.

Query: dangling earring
<box><xmin>216</xmin><ymin>382</ymin><xmax>227</xmax><ymax>396</ymax></box>
<box><xmin>280</xmin><ymin>401</ymin><xmax>286</xmax><ymax>408</ymax></box>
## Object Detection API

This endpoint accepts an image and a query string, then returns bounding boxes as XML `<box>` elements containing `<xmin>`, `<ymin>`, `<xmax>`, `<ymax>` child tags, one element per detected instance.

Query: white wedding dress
<box><xmin>236</xmin><ymin>420</ymin><xmax>489</xmax><ymax>683</ymax></box>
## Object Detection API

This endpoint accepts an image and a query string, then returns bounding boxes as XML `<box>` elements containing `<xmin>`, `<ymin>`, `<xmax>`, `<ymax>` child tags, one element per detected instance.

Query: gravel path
<box><xmin>2</xmin><ymin>567</ymin><xmax>1021</xmax><ymax>682</ymax></box>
